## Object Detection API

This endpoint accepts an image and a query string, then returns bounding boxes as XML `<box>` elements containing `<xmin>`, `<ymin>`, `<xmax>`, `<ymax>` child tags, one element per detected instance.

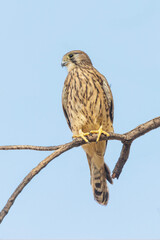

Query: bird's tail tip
<box><xmin>91</xmin><ymin>163</ymin><xmax>110</xmax><ymax>206</ymax></box>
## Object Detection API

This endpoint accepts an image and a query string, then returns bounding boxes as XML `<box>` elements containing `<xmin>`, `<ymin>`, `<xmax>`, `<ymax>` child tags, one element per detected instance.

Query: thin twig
<box><xmin>0</xmin><ymin>116</ymin><xmax>160</xmax><ymax>223</ymax></box>
<box><xmin>0</xmin><ymin>145</ymin><xmax>61</xmax><ymax>151</ymax></box>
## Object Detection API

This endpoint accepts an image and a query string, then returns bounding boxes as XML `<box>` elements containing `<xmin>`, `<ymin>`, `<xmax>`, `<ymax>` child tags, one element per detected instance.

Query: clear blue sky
<box><xmin>0</xmin><ymin>0</ymin><xmax>160</xmax><ymax>239</ymax></box>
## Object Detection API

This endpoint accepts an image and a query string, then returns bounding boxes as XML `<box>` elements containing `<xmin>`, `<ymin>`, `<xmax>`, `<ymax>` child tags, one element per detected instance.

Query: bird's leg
<box><xmin>73</xmin><ymin>129</ymin><xmax>90</xmax><ymax>143</ymax></box>
<box><xmin>90</xmin><ymin>126</ymin><xmax>109</xmax><ymax>142</ymax></box>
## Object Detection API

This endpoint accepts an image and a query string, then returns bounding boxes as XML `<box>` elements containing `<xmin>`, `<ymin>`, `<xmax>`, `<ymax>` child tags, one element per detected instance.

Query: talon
<box><xmin>73</xmin><ymin>129</ymin><xmax>89</xmax><ymax>143</ymax></box>
<box><xmin>90</xmin><ymin>126</ymin><xmax>110</xmax><ymax>142</ymax></box>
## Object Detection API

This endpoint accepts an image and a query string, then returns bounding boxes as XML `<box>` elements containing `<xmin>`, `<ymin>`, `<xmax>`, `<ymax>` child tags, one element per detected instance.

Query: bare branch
<box><xmin>0</xmin><ymin>116</ymin><xmax>160</xmax><ymax>223</ymax></box>
<box><xmin>112</xmin><ymin>116</ymin><xmax>160</xmax><ymax>178</ymax></box>
<box><xmin>0</xmin><ymin>145</ymin><xmax>61</xmax><ymax>151</ymax></box>
<box><xmin>0</xmin><ymin>117</ymin><xmax>159</xmax><ymax>152</ymax></box>
<box><xmin>0</xmin><ymin>143</ymin><xmax>72</xmax><ymax>223</ymax></box>
<box><xmin>112</xmin><ymin>142</ymin><xmax>132</xmax><ymax>179</ymax></box>
<box><xmin>123</xmin><ymin>116</ymin><xmax>160</xmax><ymax>141</ymax></box>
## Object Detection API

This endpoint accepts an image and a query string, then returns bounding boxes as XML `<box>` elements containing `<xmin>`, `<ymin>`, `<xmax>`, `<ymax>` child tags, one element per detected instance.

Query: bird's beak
<box><xmin>61</xmin><ymin>60</ymin><xmax>67</xmax><ymax>67</ymax></box>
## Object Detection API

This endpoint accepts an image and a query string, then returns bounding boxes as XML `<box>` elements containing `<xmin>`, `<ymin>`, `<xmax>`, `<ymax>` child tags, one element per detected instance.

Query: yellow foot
<box><xmin>73</xmin><ymin>129</ymin><xmax>89</xmax><ymax>143</ymax></box>
<box><xmin>90</xmin><ymin>126</ymin><xmax>109</xmax><ymax>142</ymax></box>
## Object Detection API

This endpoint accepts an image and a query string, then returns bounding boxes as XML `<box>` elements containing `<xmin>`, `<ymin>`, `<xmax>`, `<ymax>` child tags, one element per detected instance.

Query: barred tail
<box><xmin>91</xmin><ymin>161</ymin><xmax>109</xmax><ymax>205</ymax></box>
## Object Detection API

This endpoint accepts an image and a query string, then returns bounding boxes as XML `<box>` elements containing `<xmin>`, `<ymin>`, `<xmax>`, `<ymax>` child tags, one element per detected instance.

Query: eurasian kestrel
<box><xmin>61</xmin><ymin>50</ymin><xmax>114</xmax><ymax>205</ymax></box>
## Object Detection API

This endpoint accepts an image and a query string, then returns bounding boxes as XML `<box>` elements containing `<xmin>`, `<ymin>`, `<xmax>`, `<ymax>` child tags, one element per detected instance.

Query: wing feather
<box><xmin>101</xmin><ymin>76</ymin><xmax>114</xmax><ymax>123</ymax></box>
<box><xmin>62</xmin><ymin>85</ymin><xmax>72</xmax><ymax>130</ymax></box>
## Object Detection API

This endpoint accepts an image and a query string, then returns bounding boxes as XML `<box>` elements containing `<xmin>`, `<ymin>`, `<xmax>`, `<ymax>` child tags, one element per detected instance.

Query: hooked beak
<box><xmin>61</xmin><ymin>60</ymin><xmax>67</xmax><ymax>67</ymax></box>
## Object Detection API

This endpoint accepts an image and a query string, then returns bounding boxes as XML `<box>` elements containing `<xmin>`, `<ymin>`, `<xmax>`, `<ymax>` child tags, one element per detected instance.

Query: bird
<box><xmin>61</xmin><ymin>50</ymin><xmax>114</xmax><ymax>205</ymax></box>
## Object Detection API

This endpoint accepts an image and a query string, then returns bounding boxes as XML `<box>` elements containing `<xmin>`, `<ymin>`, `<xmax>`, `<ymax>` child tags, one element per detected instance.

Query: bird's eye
<box><xmin>69</xmin><ymin>54</ymin><xmax>73</xmax><ymax>58</ymax></box>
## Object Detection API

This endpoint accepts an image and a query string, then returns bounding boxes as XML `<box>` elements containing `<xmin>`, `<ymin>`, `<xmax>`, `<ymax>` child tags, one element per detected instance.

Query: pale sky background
<box><xmin>0</xmin><ymin>0</ymin><xmax>160</xmax><ymax>239</ymax></box>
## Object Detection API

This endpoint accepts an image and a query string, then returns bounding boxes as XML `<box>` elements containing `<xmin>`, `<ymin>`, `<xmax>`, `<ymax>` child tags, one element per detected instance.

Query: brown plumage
<box><xmin>61</xmin><ymin>50</ymin><xmax>114</xmax><ymax>205</ymax></box>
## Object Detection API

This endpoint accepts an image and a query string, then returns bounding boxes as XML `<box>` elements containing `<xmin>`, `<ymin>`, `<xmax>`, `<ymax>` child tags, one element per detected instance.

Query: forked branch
<box><xmin>0</xmin><ymin>116</ymin><xmax>160</xmax><ymax>223</ymax></box>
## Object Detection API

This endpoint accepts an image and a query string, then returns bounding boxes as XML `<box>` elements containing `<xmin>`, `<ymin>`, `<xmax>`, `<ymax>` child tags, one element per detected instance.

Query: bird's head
<box><xmin>61</xmin><ymin>50</ymin><xmax>92</xmax><ymax>72</ymax></box>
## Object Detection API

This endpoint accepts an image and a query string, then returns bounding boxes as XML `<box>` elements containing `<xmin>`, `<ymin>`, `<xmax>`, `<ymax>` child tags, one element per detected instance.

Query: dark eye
<box><xmin>69</xmin><ymin>54</ymin><xmax>73</xmax><ymax>58</ymax></box>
